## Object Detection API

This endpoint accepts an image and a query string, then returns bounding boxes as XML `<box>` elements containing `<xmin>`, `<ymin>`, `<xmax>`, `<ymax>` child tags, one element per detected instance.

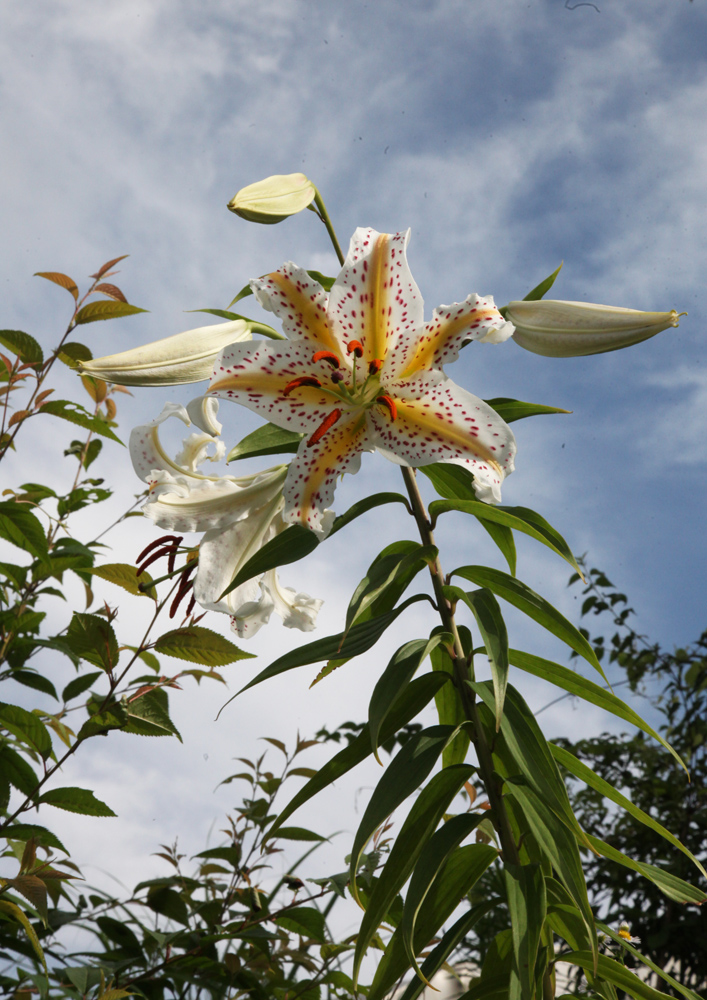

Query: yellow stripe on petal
<box><xmin>258</xmin><ymin>267</ymin><xmax>340</xmax><ymax>352</ymax></box>
<box><xmin>392</xmin><ymin>396</ymin><xmax>505</xmax><ymax>477</ymax></box>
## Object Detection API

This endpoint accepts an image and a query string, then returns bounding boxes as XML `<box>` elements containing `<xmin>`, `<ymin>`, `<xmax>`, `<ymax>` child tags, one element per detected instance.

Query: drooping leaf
<box><xmin>227</xmin><ymin>422</ymin><xmax>304</xmax><ymax>462</ymax></box>
<box><xmin>504</xmin><ymin>864</ymin><xmax>546</xmax><ymax>1000</ymax></box>
<box><xmin>0</xmin><ymin>899</ymin><xmax>46</xmax><ymax>971</ymax></box>
<box><xmin>368</xmin><ymin>844</ymin><xmax>498</xmax><ymax>1000</ymax></box>
<box><xmin>329</xmin><ymin>492</ymin><xmax>411</xmax><ymax>537</ymax></box>
<box><xmin>91</xmin><ymin>562</ymin><xmax>156</xmax><ymax>599</ymax></box>
<box><xmin>8</xmin><ymin>670</ymin><xmax>58</xmax><ymax>700</ymax></box>
<box><xmin>65</xmin><ymin>613</ymin><xmax>119</xmax><ymax>671</ymax></box>
<box><xmin>349</xmin><ymin>725</ymin><xmax>457</xmax><ymax>903</ymax></box>
<box><xmin>74</xmin><ymin>301</ymin><xmax>148</xmax><ymax>325</ymax></box>
<box><xmin>509</xmin><ymin>648</ymin><xmax>688</xmax><ymax>774</ymax></box>
<box><xmin>0</xmin><ymin>746</ymin><xmax>39</xmax><ymax>797</ymax></box>
<box><xmin>265</xmin><ymin>673</ymin><xmax>450</xmax><ymax>840</ymax></box>
<box><xmin>39</xmin><ymin>399</ymin><xmax>123</xmax><ymax>443</ymax></box>
<box><xmin>430</xmin><ymin>498</ymin><xmax>582</xmax><ymax>576</ymax></box>
<box><xmin>453</xmin><ymin>566</ymin><xmax>606</xmax><ymax>680</ymax></box>
<box><xmin>352</xmin><ymin>765</ymin><xmax>476</xmax><ymax>984</ymax></box>
<box><xmin>596</xmin><ymin>922</ymin><xmax>703</xmax><ymax>1000</ymax></box>
<box><xmin>0</xmin><ymin>501</ymin><xmax>49</xmax><ymax>562</ymax></box>
<box><xmin>429</xmin><ymin>626</ymin><xmax>472</xmax><ymax>767</ymax></box>
<box><xmin>452</xmin><ymin>588</ymin><xmax>509</xmax><ymax>730</ymax></box>
<box><xmin>0</xmin><ymin>329</ymin><xmax>44</xmax><ymax>364</ymax></box>
<box><xmin>561</xmin><ymin>951</ymin><xmax>674</xmax><ymax>1000</ymax></box>
<box><xmin>551</xmin><ymin>743</ymin><xmax>706</xmax><ymax>880</ymax></box>
<box><xmin>0</xmin><ymin>703</ymin><xmax>52</xmax><ymax>759</ymax></box>
<box><xmin>153</xmin><ymin>626</ymin><xmax>253</xmax><ymax>666</ymax></box>
<box><xmin>586</xmin><ymin>833</ymin><xmax>707</xmax><ymax>905</ymax></box>
<box><xmin>270</xmin><ymin>826</ymin><xmax>326</xmax><ymax>841</ymax></box>
<box><xmin>368</xmin><ymin>635</ymin><xmax>451</xmax><ymax>760</ymax></box>
<box><xmin>34</xmin><ymin>271</ymin><xmax>79</xmax><ymax>300</ymax></box>
<box><xmin>220</xmin><ymin>524</ymin><xmax>319</xmax><ymax>597</ymax></box>
<box><xmin>37</xmin><ymin>786</ymin><xmax>116</xmax><ymax>817</ymax></box>
<box><xmin>346</xmin><ymin>541</ymin><xmax>436</xmax><ymax>630</ymax></box>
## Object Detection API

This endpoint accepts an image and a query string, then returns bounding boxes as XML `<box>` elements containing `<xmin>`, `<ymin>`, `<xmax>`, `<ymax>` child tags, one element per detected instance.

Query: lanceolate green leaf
<box><xmin>430</xmin><ymin>626</ymin><xmax>471</xmax><ymax>767</ymax></box>
<box><xmin>550</xmin><ymin>743</ymin><xmax>706</xmax><ymax>880</ymax></box>
<box><xmin>400</xmin><ymin>815</ymin><xmax>493</xmax><ymax>981</ymax></box>
<box><xmin>452</xmin><ymin>589</ymin><xmax>509</xmax><ymax>730</ymax></box>
<box><xmin>484</xmin><ymin>397</ymin><xmax>571</xmax><ymax>423</ymax></box>
<box><xmin>0</xmin><ymin>329</ymin><xmax>44</xmax><ymax>364</ymax></box>
<box><xmin>232</xmin><ymin>594</ymin><xmax>429</xmax><ymax>699</ymax></box>
<box><xmin>430</xmin><ymin>499</ymin><xmax>582</xmax><ymax>576</ymax></box>
<box><xmin>265</xmin><ymin>673</ymin><xmax>450</xmax><ymax>839</ymax></box>
<box><xmin>349</xmin><ymin>725</ymin><xmax>458</xmax><ymax>903</ymax></box>
<box><xmin>368</xmin><ymin>635</ymin><xmax>451</xmax><ymax>760</ymax></box>
<box><xmin>227</xmin><ymin>422</ymin><xmax>303</xmax><ymax>462</ymax></box>
<box><xmin>329</xmin><ymin>492</ymin><xmax>411</xmax><ymax>537</ymax></box>
<box><xmin>522</xmin><ymin>262</ymin><xmax>564</xmax><ymax>302</ymax></box>
<box><xmin>561</xmin><ymin>952</ymin><xmax>675</xmax><ymax>1000</ymax></box>
<box><xmin>346</xmin><ymin>541</ymin><xmax>436</xmax><ymax>630</ymax></box>
<box><xmin>352</xmin><ymin>764</ymin><xmax>475</xmax><ymax>986</ymax></box>
<box><xmin>221</xmin><ymin>524</ymin><xmax>319</xmax><ymax>597</ymax></box>
<box><xmin>504</xmin><ymin>864</ymin><xmax>546</xmax><ymax>1000</ymax></box>
<box><xmin>586</xmin><ymin>833</ymin><xmax>707</xmax><ymax>905</ymax></box>
<box><xmin>367</xmin><ymin>844</ymin><xmax>497</xmax><ymax>1000</ymax></box>
<box><xmin>453</xmin><ymin>566</ymin><xmax>606</xmax><ymax>680</ymax></box>
<box><xmin>508</xmin><ymin>649</ymin><xmax>688</xmax><ymax>774</ymax></box>
<box><xmin>596</xmin><ymin>922</ymin><xmax>703</xmax><ymax>1000</ymax></box>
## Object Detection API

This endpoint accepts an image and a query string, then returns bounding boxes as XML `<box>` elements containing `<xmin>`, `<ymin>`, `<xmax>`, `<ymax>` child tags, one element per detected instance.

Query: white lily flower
<box><xmin>507</xmin><ymin>300</ymin><xmax>685</xmax><ymax>357</ymax></box>
<box><xmin>80</xmin><ymin>319</ymin><xmax>252</xmax><ymax>385</ymax></box>
<box><xmin>130</xmin><ymin>403</ymin><xmax>324</xmax><ymax>635</ymax></box>
<box><xmin>227</xmin><ymin>172</ymin><xmax>317</xmax><ymax>224</ymax></box>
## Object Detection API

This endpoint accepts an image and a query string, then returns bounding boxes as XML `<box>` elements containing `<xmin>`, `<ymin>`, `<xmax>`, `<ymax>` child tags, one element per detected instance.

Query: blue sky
<box><xmin>2</xmin><ymin>0</ymin><xmax>706</xmax><ymax>921</ymax></box>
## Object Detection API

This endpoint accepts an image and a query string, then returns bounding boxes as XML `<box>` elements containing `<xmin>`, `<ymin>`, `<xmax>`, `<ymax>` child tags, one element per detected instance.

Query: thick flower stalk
<box><xmin>129</xmin><ymin>403</ymin><xmax>323</xmax><ymax>637</ymax></box>
<box><xmin>205</xmin><ymin>228</ymin><xmax>517</xmax><ymax>537</ymax></box>
<box><xmin>507</xmin><ymin>299</ymin><xmax>685</xmax><ymax>357</ymax></box>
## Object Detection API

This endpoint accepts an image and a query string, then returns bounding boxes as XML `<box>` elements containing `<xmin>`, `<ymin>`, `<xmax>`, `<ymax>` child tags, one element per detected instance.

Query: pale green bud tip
<box><xmin>507</xmin><ymin>300</ymin><xmax>686</xmax><ymax>357</ymax></box>
<box><xmin>79</xmin><ymin>319</ymin><xmax>251</xmax><ymax>386</ymax></box>
<box><xmin>227</xmin><ymin>173</ymin><xmax>317</xmax><ymax>224</ymax></box>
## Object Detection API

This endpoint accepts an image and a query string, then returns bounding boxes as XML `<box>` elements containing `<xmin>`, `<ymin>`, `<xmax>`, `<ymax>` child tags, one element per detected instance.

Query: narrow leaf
<box><xmin>0</xmin><ymin>900</ymin><xmax>46</xmax><ymax>971</ymax></box>
<box><xmin>586</xmin><ymin>833</ymin><xmax>707</xmax><ymax>904</ymax></box>
<box><xmin>75</xmin><ymin>301</ymin><xmax>148</xmax><ymax>324</ymax></box>
<box><xmin>329</xmin><ymin>491</ymin><xmax>411</xmax><ymax>537</ymax></box>
<box><xmin>484</xmin><ymin>397</ymin><xmax>571</xmax><ymax>423</ymax></box>
<box><xmin>596</xmin><ymin>922</ymin><xmax>703</xmax><ymax>1000</ymax></box>
<box><xmin>561</xmin><ymin>951</ymin><xmax>674</xmax><ymax>1000</ymax></box>
<box><xmin>522</xmin><ymin>263</ymin><xmax>563</xmax><ymax>301</ymax></box>
<box><xmin>430</xmin><ymin>627</ymin><xmax>471</xmax><ymax>767</ymax></box>
<box><xmin>227</xmin><ymin>422</ymin><xmax>303</xmax><ymax>462</ymax></box>
<box><xmin>62</xmin><ymin>671</ymin><xmax>103</xmax><ymax>703</ymax></box>
<box><xmin>221</xmin><ymin>524</ymin><xmax>319</xmax><ymax>597</ymax></box>
<box><xmin>346</xmin><ymin>541</ymin><xmax>436</xmax><ymax>630</ymax></box>
<box><xmin>453</xmin><ymin>566</ymin><xmax>606</xmax><ymax>680</ymax></box>
<box><xmin>91</xmin><ymin>254</ymin><xmax>129</xmax><ymax>279</ymax></box>
<box><xmin>454</xmin><ymin>588</ymin><xmax>509</xmax><ymax>729</ymax></box>
<box><xmin>504</xmin><ymin>864</ymin><xmax>546</xmax><ymax>1000</ymax></box>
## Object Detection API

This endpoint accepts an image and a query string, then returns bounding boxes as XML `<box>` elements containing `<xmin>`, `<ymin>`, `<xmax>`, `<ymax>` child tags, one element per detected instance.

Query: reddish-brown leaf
<box><xmin>104</xmin><ymin>398</ymin><xmax>117</xmax><ymax>420</ymax></box>
<box><xmin>90</xmin><ymin>255</ymin><xmax>128</xmax><ymax>279</ymax></box>
<box><xmin>94</xmin><ymin>283</ymin><xmax>127</xmax><ymax>303</ymax></box>
<box><xmin>34</xmin><ymin>389</ymin><xmax>55</xmax><ymax>408</ymax></box>
<box><xmin>81</xmin><ymin>375</ymin><xmax>108</xmax><ymax>403</ymax></box>
<box><xmin>7</xmin><ymin>409</ymin><xmax>31</xmax><ymax>427</ymax></box>
<box><xmin>0</xmin><ymin>353</ymin><xmax>14</xmax><ymax>374</ymax></box>
<box><xmin>34</xmin><ymin>271</ymin><xmax>79</xmax><ymax>300</ymax></box>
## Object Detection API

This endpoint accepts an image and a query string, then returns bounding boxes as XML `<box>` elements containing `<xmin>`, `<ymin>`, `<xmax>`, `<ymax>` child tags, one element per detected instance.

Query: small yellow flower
<box><xmin>617</xmin><ymin>921</ymin><xmax>640</xmax><ymax>944</ymax></box>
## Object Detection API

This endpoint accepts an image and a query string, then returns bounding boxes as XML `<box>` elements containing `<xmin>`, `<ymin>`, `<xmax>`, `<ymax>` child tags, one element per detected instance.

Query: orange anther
<box><xmin>376</xmin><ymin>395</ymin><xmax>397</xmax><ymax>421</ymax></box>
<box><xmin>307</xmin><ymin>408</ymin><xmax>342</xmax><ymax>446</ymax></box>
<box><xmin>368</xmin><ymin>359</ymin><xmax>383</xmax><ymax>374</ymax></box>
<box><xmin>347</xmin><ymin>340</ymin><xmax>364</xmax><ymax>357</ymax></box>
<box><xmin>312</xmin><ymin>350</ymin><xmax>341</xmax><ymax>368</ymax></box>
<box><xmin>282</xmin><ymin>375</ymin><xmax>322</xmax><ymax>396</ymax></box>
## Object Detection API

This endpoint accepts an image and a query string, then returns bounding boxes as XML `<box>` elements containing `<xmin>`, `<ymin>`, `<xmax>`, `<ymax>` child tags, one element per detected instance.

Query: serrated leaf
<box><xmin>508</xmin><ymin>648</ymin><xmax>688</xmax><ymax>774</ymax></box>
<box><xmin>37</xmin><ymin>786</ymin><xmax>116</xmax><ymax>817</ymax></box>
<box><xmin>453</xmin><ymin>566</ymin><xmax>606</xmax><ymax>681</ymax></box>
<box><xmin>58</xmin><ymin>342</ymin><xmax>93</xmax><ymax>368</ymax></box>
<box><xmin>94</xmin><ymin>283</ymin><xmax>127</xmax><ymax>302</ymax></box>
<box><xmin>62</xmin><ymin>671</ymin><xmax>103</xmax><ymax>703</ymax></box>
<box><xmin>0</xmin><ymin>703</ymin><xmax>52</xmax><ymax>758</ymax></box>
<box><xmin>0</xmin><ymin>329</ymin><xmax>44</xmax><ymax>364</ymax></box>
<box><xmin>349</xmin><ymin>725</ymin><xmax>457</xmax><ymax>904</ymax></box>
<box><xmin>430</xmin><ymin>498</ymin><xmax>582</xmax><ymax>576</ymax></box>
<box><xmin>227</xmin><ymin>422</ymin><xmax>304</xmax><ymax>462</ymax></box>
<box><xmin>125</xmin><ymin>689</ymin><xmax>182</xmax><ymax>741</ymax></box>
<box><xmin>0</xmin><ymin>746</ymin><xmax>38</xmax><ymax>797</ymax></box>
<box><xmin>3</xmin><ymin>824</ymin><xmax>68</xmax><ymax>853</ymax></box>
<box><xmin>153</xmin><ymin>626</ymin><xmax>253</xmax><ymax>666</ymax></box>
<box><xmin>34</xmin><ymin>271</ymin><xmax>78</xmax><ymax>300</ymax></box>
<box><xmin>65</xmin><ymin>612</ymin><xmax>119</xmax><ymax>671</ymax></box>
<box><xmin>39</xmin><ymin>399</ymin><xmax>123</xmax><ymax>443</ymax></box>
<box><xmin>352</xmin><ymin>765</ymin><xmax>476</xmax><ymax>984</ymax></box>
<box><xmin>74</xmin><ymin>301</ymin><xmax>148</xmax><ymax>325</ymax></box>
<box><xmin>550</xmin><ymin>744</ymin><xmax>705</xmax><ymax>880</ymax></box>
<box><xmin>522</xmin><ymin>263</ymin><xmax>563</xmax><ymax>301</ymax></box>
<box><xmin>9</xmin><ymin>669</ymin><xmax>58</xmax><ymax>700</ymax></box>
<box><xmin>266</xmin><ymin>673</ymin><xmax>450</xmax><ymax>840</ymax></box>
<box><xmin>0</xmin><ymin>501</ymin><xmax>49</xmax><ymax>562</ymax></box>
<box><xmin>485</xmin><ymin>397</ymin><xmax>571</xmax><ymax>423</ymax></box>
<box><xmin>91</xmin><ymin>562</ymin><xmax>156</xmax><ymax>599</ymax></box>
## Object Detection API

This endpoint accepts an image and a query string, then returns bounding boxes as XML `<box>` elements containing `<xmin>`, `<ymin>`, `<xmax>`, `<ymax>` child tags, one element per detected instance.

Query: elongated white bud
<box><xmin>79</xmin><ymin>320</ymin><xmax>251</xmax><ymax>385</ymax></box>
<box><xmin>507</xmin><ymin>300</ymin><xmax>685</xmax><ymax>357</ymax></box>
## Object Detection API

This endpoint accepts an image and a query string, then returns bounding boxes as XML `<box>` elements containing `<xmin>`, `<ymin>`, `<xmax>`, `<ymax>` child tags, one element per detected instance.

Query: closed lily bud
<box><xmin>507</xmin><ymin>300</ymin><xmax>685</xmax><ymax>357</ymax></box>
<box><xmin>227</xmin><ymin>173</ymin><xmax>316</xmax><ymax>224</ymax></box>
<box><xmin>79</xmin><ymin>319</ymin><xmax>251</xmax><ymax>386</ymax></box>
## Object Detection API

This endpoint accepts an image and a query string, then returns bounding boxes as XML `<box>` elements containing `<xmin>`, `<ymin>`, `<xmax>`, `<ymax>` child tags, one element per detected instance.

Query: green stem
<box><xmin>313</xmin><ymin>190</ymin><xmax>345</xmax><ymax>266</ymax></box>
<box><xmin>401</xmin><ymin>467</ymin><xmax>520</xmax><ymax>866</ymax></box>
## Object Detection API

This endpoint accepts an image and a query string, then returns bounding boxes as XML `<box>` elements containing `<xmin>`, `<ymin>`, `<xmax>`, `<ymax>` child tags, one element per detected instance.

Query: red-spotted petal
<box><xmin>209</xmin><ymin>341</ymin><xmax>345</xmax><ymax>434</ymax></box>
<box><xmin>283</xmin><ymin>410</ymin><xmax>370</xmax><ymax>537</ymax></box>
<box><xmin>394</xmin><ymin>294</ymin><xmax>513</xmax><ymax>379</ymax></box>
<box><xmin>328</xmin><ymin>228</ymin><xmax>424</xmax><ymax>369</ymax></box>
<box><xmin>251</xmin><ymin>263</ymin><xmax>342</xmax><ymax>354</ymax></box>
<box><xmin>368</xmin><ymin>373</ymin><xmax>516</xmax><ymax>503</ymax></box>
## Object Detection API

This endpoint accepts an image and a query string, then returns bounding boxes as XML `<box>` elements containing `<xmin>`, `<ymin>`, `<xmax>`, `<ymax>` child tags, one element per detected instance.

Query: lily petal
<box><xmin>186</xmin><ymin>395</ymin><xmax>223</xmax><ymax>436</ymax></box>
<box><xmin>507</xmin><ymin>300</ymin><xmax>684</xmax><ymax>357</ymax></box>
<box><xmin>81</xmin><ymin>319</ymin><xmax>252</xmax><ymax>385</ymax></box>
<box><xmin>175</xmin><ymin>432</ymin><xmax>226</xmax><ymax>473</ymax></box>
<box><xmin>251</xmin><ymin>264</ymin><xmax>339</xmax><ymax>352</ymax></box>
<box><xmin>370</xmin><ymin>373</ymin><xmax>516</xmax><ymax>503</ymax></box>
<box><xmin>260</xmin><ymin>568</ymin><xmax>323</xmax><ymax>632</ymax></box>
<box><xmin>130</xmin><ymin>403</ymin><xmax>193</xmax><ymax>482</ymax></box>
<box><xmin>328</xmin><ymin>227</ymin><xmax>424</xmax><ymax>368</ymax></box>
<box><xmin>394</xmin><ymin>293</ymin><xmax>513</xmax><ymax>379</ymax></box>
